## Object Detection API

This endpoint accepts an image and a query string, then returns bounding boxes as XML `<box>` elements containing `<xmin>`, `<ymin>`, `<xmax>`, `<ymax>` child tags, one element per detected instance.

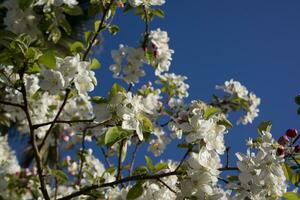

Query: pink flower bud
<box><xmin>278</xmin><ymin>135</ymin><xmax>289</xmax><ymax>146</ymax></box>
<box><xmin>277</xmin><ymin>146</ymin><xmax>285</xmax><ymax>155</ymax></box>
<box><xmin>63</xmin><ymin>135</ymin><xmax>70</xmax><ymax>142</ymax></box>
<box><xmin>286</xmin><ymin>128</ymin><xmax>298</xmax><ymax>138</ymax></box>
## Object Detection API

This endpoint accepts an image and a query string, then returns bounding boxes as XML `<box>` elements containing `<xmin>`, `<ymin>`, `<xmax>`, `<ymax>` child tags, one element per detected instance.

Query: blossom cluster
<box><xmin>217</xmin><ymin>79</ymin><xmax>261</xmax><ymax>125</ymax></box>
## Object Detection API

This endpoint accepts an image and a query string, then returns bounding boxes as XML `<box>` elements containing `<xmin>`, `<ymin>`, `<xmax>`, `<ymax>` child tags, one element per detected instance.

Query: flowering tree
<box><xmin>0</xmin><ymin>0</ymin><xmax>299</xmax><ymax>199</ymax></box>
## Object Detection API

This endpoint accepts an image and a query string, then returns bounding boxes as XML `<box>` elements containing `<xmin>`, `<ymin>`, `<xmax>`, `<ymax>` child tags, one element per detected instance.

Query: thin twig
<box><xmin>32</xmin><ymin>118</ymin><xmax>95</xmax><ymax>129</ymax></box>
<box><xmin>77</xmin><ymin>130</ymin><xmax>87</xmax><ymax>187</ymax></box>
<box><xmin>175</xmin><ymin>148</ymin><xmax>192</xmax><ymax>171</ymax></box>
<box><xmin>0</xmin><ymin>100</ymin><xmax>23</xmax><ymax>108</ymax></box>
<box><xmin>117</xmin><ymin>139</ymin><xmax>125</xmax><ymax>180</ymax></box>
<box><xmin>82</xmin><ymin>1</ymin><xmax>115</xmax><ymax>61</ymax></box>
<box><xmin>219</xmin><ymin>167</ymin><xmax>239</xmax><ymax>171</ymax></box>
<box><xmin>129</xmin><ymin>142</ymin><xmax>141</xmax><ymax>176</ymax></box>
<box><xmin>100</xmin><ymin>146</ymin><xmax>111</xmax><ymax>168</ymax></box>
<box><xmin>291</xmin><ymin>155</ymin><xmax>300</xmax><ymax>168</ymax></box>
<box><xmin>39</xmin><ymin>89</ymin><xmax>71</xmax><ymax>151</ymax></box>
<box><xmin>158</xmin><ymin>178</ymin><xmax>177</xmax><ymax>194</ymax></box>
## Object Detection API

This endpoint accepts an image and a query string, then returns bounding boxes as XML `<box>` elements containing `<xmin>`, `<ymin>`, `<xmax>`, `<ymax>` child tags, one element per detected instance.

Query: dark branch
<box><xmin>58</xmin><ymin>171</ymin><xmax>183</xmax><ymax>200</ymax></box>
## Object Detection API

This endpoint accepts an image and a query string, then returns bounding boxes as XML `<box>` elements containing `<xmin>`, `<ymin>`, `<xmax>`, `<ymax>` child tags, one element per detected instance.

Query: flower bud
<box><xmin>286</xmin><ymin>128</ymin><xmax>298</xmax><ymax>138</ymax></box>
<box><xmin>278</xmin><ymin>135</ymin><xmax>289</xmax><ymax>146</ymax></box>
<box><xmin>277</xmin><ymin>146</ymin><xmax>285</xmax><ymax>155</ymax></box>
<box><xmin>63</xmin><ymin>135</ymin><xmax>70</xmax><ymax>142</ymax></box>
<box><xmin>295</xmin><ymin>145</ymin><xmax>300</xmax><ymax>153</ymax></box>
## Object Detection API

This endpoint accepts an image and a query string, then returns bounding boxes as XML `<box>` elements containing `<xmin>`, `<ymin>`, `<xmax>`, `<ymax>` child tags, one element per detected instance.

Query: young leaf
<box><xmin>90</xmin><ymin>58</ymin><xmax>101</xmax><ymax>70</ymax></box>
<box><xmin>203</xmin><ymin>107</ymin><xmax>221</xmax><ymax>119</ymax></box>
<box><xmin>151</xmin><ymin>9</ymin><xmax>165</xmax><ymax>18</ymax></box>
<box><xmin>38</xmin><ymin>51</ymin><xmax>56</xmax><ymax>69</ymax></box>
<box><xmin>70</xmin><ymin>41</ymin><xmax>85</xmax><ymax>53</ymax></box>
<box><xmin>257</xmin><ymin>121</ymin><xmax>272</xmax><ymax>134</ymax></box>
<box><xmin>108</xmin><ymin>25</ymin><xmax>120</xmax><ymax>35</ymax></box>
<box><xmin>63</xmin><ymin>5</ymin><xmax>83</xmax><ymax>16</ymax></box>
<box><xmin>127</xmin><ymin>182</ymin><xmax>144</xmax><ymax>200</ymax></box>
<box><xmin>145</xmin><ymin>155</ymin><xmax>154</xmax><ymax>171</ymax></box>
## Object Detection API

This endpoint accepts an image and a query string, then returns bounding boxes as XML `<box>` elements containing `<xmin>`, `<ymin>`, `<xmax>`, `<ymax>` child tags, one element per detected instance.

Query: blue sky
<box><xmin>90</xmin><ymin>0</ymin><xmax>300</xmax><ymax>164</ymax></box>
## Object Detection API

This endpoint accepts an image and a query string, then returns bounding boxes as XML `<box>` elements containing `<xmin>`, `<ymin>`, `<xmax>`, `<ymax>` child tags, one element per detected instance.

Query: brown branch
<box><xmin>39</xmin><ymin>89</ymin><xmax>71</xmax><ymax>151</ymax></box>
<box><xmin>100</xmin><ymin>146</ymin><xmax>111</xmax><ymax>168</ymax></box>
<box><xmin>129</xmin><ymin>141</ymin><xmax>141</xmax><ymax>176</ymax></box>
<box><xmin>175</xmin><ymin>148</ymin><xmax>192</xmax><ymax>171</ymax></box>
<box><xmin>58</xmin><ymin>170</ymin><xmax>183</xmax><ymax>200</ymax></box>
<box><xmin>32</xmin><ymin>118</ymin><xmax>95</xmax><ymax>129</ymax></box>
<box><xmin>19</xmin><ymin>71</ymin><xmax>50</xmax><ymax>200</ymax></box>
<box><xmin>219</xmin><ymin>167</ymin><xmax>239</xmax><ymax>171</ymax></box>
<box><xmin>0</xmin><ymin>100</ymin><xmax>23</xmax><ymax>108</ymax></box>
<box><xmin>77</xmin><ymin>130</ymin><xmax>87</xmax><ymax>187</ymax></box>
<box><xmin>82</xmin><ymin>0</ymin><xmax>115</xmax><ymax>61</ymax></box>
<box><xmin>117</xmin><ymin>139</ymin><xmax>125</xmax><ymax>180</ymax></box>
<box><xmin>158</xmin><ymin>178</ymin><xmax>177</xmax><ymax>194</ymax></box>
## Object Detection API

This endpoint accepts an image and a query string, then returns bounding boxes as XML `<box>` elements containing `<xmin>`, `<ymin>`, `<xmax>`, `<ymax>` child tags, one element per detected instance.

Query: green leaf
<box><xmin>203</xmin><ymin>107</ymin><xmax>221</xmax><ymax>119</ymax></box>
<box><xmin>297</xmin><ymin>107</ymin><xmax>300</xmax><ymax>115</ymax></box>
<box><xmin>26</xmin><ymin>47</ymin><xmax>42</xmax><ymax>62</ymax></box>
<box><xmin>59</xmin><ymin>18</ymin><xmax>72</xmax><ymax>35</ymax></box>
<box><xmin>90</xmin><ymin>58</ymin><xmax>101</xmax><ymax>70</ymax></box>
<box><xmin>50</xmin><ymin>27</ymin><xmax>61</xmax><ymax>43</ymax></box>
<box><xmin>63</xmin><ymin>5</ymin><xmax>83</xmax><ymax>16</ymax></box>
<box><xmin>139</xmin><ymin>114</ymin><xmax>153</xmax><ymax>132</ymax></box>
<box><xmin>90</xmin><ymin>96</ymin><xmax>107</xmax><ymax>104</ymax></box>
<box><xmin>127</xmin><ymin>182</ymin><xmax>144</xmax><ymax>200</ymax></box>
<box><xmin>109</xmin><ymin>83</ymin><xmax>126</xmax><ymax>97</ymax></box>
<box><xmin>133</xmin><ymin>166</ymin><xmax>148</xmax><ymax>176</ymax></box>
<box><xmin>283</xmin><ymin>192</ymin><xmax>300</xmax><ymax>200</ymax></box>
<box><xmin>26</xmin><ymin>63</ymin><xmax>40</xmax><ymax>74</ymax></box>
<box><xmin>123</xmin><ymin>4</ymin><xmax>134</xmax><ymax>13</ymax></box>
<box><xmin>151</xmin><ymin>9</ymin><xmax>165</xmax><ymax>18</ymax></box>
<box><xmin>217</xmin><ymin>118</ymin><xmax>233</xmax><ymax>129</ymax></box>
<box><xmin>70</xmin><ymin>41</ymin><xmax>84</xmax><ymax>53</ymax></box>
<box><xmin>84</xmin><ymin>31</ymin><xmax>94</xmax><ymax>43</ymax></box>
<box><xmin>155</xmin><ymin>162</ymin><xmax>168</xmax><ymax>171</ymax></box>
<box><xmin>18</xmin><ymin>0</ymin><xmax>34</xmax><ymax>10</ymax></box>
<box><xmin>38</xmin><ymin>51</ymin><xmax>56</xmax><ymax>69</ymax></box>
<box><xmin>145</xmin><ymin>155</ymin><xmax>154</xmax><ymax>171</ymax></box>
<box><xmin>282</xmin><ymin>163</ymin><xmax>294</xmax><ymax>181</ymax></box>
<box><xmin>105</xmin><ymin>127</ymin><xmax>121</xmax><ymax>146</ymax></box>
<box><xmin>108</xmin><ymin>25</ymin><xmax>120</xmax><ymax>35</ymax></box>
<box><xmin>227</xmin><ymin>175</ymin><xmax>239</xmax><ymax>182</ymax></box>
<box><xmin>295</xmin><ymin>95</ymin><xmax>300</xmax><ymax>105</ymax></box>
<box><xmin>94</xmin><ymin>20</ymin><xmax>101</xmax><ymax>32</ymax></box>
<box><xmin>51</xmin><ymin>170</ymin><xmax>68</xmax><ymax>184</ymax></box>
<box><xmin>257</xmin><ymin>121</ymin><xmax>272</xmax><ymax>134</ymax></box>
<box><xmin>177</xmin><ymin>142</ymin><xmax>193</xmax><ymax>149</ymax></box>
<box><xmin>104</xmin><ymin>126</ymin><xmax>132</xmax><ymax>147</ymax></box>
<box><xmin>292</xmin><ymin>172</ymin><xmax>300</xmax><ymax>186</ymax></box>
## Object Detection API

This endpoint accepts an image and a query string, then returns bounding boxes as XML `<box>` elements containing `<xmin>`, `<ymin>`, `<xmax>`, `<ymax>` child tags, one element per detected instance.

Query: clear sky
<box><xmin>90</xmin><ymin>0</ymin><xmax>300</xmax><ymax>164</ymax></box>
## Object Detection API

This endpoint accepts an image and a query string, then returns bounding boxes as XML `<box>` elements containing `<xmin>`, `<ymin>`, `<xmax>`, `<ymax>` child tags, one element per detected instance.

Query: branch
<box><xmin>77</xmin><ymin>130</ymin><xmax>87</xmax><ymax>187</ymax></box>
<box><xmin>158</xmin><ymin>178</ymin><xmax>177</xmax><ymax>194</ymax></box>
<box><xmin>175</xmin><ymin>148</ymin><xmax>192</xmax><ymax>171</ymax></box>
<box><xmin>129</xmin><ymin>141</ymin><xmax>141</xmax><ymax>176</ymax></box>
<box><xmin>219</xmin><ymin>167</ymin><xmax>239</xmax><ymax>171</ymax></box>
<box><xmin>117</xmin><ymin>139</ymin><xmax>125</xmax><ymax>180</ymax></box>
<box><xmin>82</xmin><ymin>0</ymin><xmax>115</xmax><ymax>61</ymax></box>
<box><xmin>19</xmin><ymin>71</ymin><xmax>50</xmax><ymax>200</ymax></box>
<box><xmin>32</xmin><ymin>118</ymin><xmax>95</xmax><ymax>129</ymax></box>
<box><xmin>39</xmin><ymin>89</ymin><xmax>71</xmax><ymax>151</ymax></box>
<box><xmin>58</xmin><ymin>171</ymin><xmax>183</xmax><ymax>200</ymax></box>
<box><xmin>0</xmin><ymin>100</ymin><xmax>23</xmax><ymax>108</ymax></box>
<box><xmin>100</xmin><ymin>146</ymin><xmax>111</xmax><ymax>168</ymax></box>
